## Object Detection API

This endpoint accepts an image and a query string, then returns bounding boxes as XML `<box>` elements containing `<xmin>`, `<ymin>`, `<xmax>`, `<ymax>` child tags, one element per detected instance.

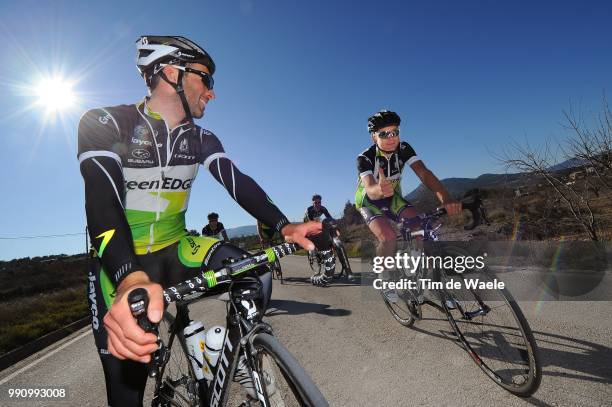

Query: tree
<box><xmin>499</xmin><ymin>95</ymin><xmax>612</xmax><ymax>241</ymax></box>
<box><xmin>340</xmin><ymin>200</ymin><xmax>362</xmax><ymax>226</ymax></box>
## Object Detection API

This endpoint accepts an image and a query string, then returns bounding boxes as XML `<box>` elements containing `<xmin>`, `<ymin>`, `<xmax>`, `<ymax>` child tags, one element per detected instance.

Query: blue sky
<box><xmin>1</xmin><ymin>0</ymin><xmax>611</xmax><ymax>260</ymax></box>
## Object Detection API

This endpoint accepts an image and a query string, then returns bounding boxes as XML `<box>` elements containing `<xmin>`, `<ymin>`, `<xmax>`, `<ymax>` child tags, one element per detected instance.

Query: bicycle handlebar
<box><xmin>126</xmin><ymin>241</ymin><xmax>299</xmax><ymax>377</ymax></box>
<box><xmin>161</xmin><ymin>242</ymin><xmax>299</xmax><ymax>304</ymax></box>
<box><xmin>403</xmin><ymin>200</ymin><xmax>484</xmax><ymax>234</ymax></box>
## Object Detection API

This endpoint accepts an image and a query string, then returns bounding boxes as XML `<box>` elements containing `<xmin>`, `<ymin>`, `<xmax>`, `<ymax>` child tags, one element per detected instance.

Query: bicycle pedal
<box><xmin>464</xmin><ymin>305</ymin><xmax>490</xmax><ymax>319</ymax></box>
<box><xmin>445</xmin><ymin>299</ymin><xmax>458</xmax><ymax>310</ymax></box>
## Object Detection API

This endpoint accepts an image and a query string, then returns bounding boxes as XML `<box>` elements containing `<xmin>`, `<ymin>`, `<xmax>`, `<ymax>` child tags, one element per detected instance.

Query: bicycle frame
<box><xmin>154</xmin><ymin>280</ymin><xmax>273</xmax><ymax>407</ymax></box>
<box><xmin>397</xmin><ymin>209</ymin><xmax>493</xmax><ymax>319</ymax></box>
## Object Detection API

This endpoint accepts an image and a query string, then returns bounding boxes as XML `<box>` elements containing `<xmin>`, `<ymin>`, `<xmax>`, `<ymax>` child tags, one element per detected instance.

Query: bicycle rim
<box><xmin>275</xmin><ymin>259</ymin><xmax>283</xmax><ymax>284</ymax></box>
<box><xmin>308</xmin><ymin>254</ymin><xmax>321</xmax><ymax>274</ymax></box>
<box><xmin>381</xmin><ymin>290</ymin><xmax>419</xmax><ymax>327</ymax></box>
<box><xmin>154</xmin><ymin>308</ymin><xmax>203</xmax><ymax>406</ymax></box>
<box><xmin>236</xmin><ymin>333</ymin><xmax>327</xmax><ymax>406</ymax></box>
<box><xmin>442</xmin><ymin>272</ymin><xmax>541</xmax><ymax>396</ymax></box>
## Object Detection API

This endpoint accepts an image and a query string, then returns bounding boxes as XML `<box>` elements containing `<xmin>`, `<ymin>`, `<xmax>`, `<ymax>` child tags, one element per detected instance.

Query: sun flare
<box><xmin>35</xmin><ymin>77</ymin><xmax>76</xmax><ymax>112</ymax></box>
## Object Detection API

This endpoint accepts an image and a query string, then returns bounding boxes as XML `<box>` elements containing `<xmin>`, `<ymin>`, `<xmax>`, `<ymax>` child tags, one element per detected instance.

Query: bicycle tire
<box><xmin>308</xmin><ymin>252</ymin><xmax>321</xmax><ymax>274</ymax></box>
<box><xmin>381</xmin><ymin>290</ymin><xmax>419</xmax><ymax>327</ymax></box>
<box><xmin>380</xmin><ymin>247</ymin><xmax>424</xmax><ymax>327</ymax></box>
<box><xmin>441</xmin><ymin>272</ymin><xmax>542</xmax><ymax>397</ymax></box>
<box><xmin>274</xmin><ymin>258</ymin><xmax>284</xmax><ymax>284</ymax></box>
<box><xmin>249</xmin><ymin>333</ymin><xmax>328</xmax><ymax>406</ymax></box>
<box><xmin>153</xmin><ymin>308</ymin><xmax>204</xmax><ymax>406</ymax></box>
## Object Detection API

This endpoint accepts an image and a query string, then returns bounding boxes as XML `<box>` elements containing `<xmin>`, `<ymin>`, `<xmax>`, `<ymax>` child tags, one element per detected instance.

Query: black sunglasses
<box><xmin>184</xmin><ymin>67</ymin><xmax>214</xmax><ymax>90</ymax></box>
<box><xmin>376</xmin><ymin>129</ymin><xmax>400</xmax><ymax>139</ymax></box>
<box><xmin>169</xmin><ymin>65</ymin><xmax>214</xmax><ymax>90</ymax></box>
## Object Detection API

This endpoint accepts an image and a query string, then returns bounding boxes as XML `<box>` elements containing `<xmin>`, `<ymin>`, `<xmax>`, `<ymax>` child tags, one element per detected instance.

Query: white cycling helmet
<box><xmin>136</xmin><ymin>35</ymin><xmax>215</xmax><ymax>78</ymax></box>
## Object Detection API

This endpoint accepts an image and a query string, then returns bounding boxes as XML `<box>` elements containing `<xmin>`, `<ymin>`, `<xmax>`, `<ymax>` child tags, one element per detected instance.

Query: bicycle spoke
<box><xmin>442</xmin><ymin>271</ymin><xmax>540</xmax><ymax>395</ymax></box>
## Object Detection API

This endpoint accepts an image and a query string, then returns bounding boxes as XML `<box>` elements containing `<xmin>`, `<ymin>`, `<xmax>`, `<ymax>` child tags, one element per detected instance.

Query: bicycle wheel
<box><xmin>274</xmin><ymin>258</ymin><xmax>284</xmax><ymax>284</ymax></box>
<box><xmin>153</xmin><ymin>308</ymin><xmax>203</xmax><ymax>406</ymax></box>
<box><xmin>308</xmin><ymin>252</ymin><xmax>321</xmax><ymax>274</ymax></box>
<box><xmin>227</xmin><ymin>333</ymin><xmax>328</xmax><ymax>406</ymax></box>
<box><xmin>441</xmin><ymin>270</ymin><xmax>541</xmax><ymax>396</ymax></box>
<box><xmin>381</xmin><ymin>289</ymin><xmax>420</xmax><ymax>327</ymax></box>
<box><xmin>380</xmin><ymin>248</ymin><xmax>424</xmax><ymax>327</ymax></box>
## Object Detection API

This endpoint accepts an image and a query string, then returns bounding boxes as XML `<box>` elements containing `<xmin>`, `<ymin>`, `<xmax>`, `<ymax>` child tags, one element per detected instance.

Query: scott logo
<box><xmin>211</xmin><ymin>333</ymin><xmax>234</xmax><ymax>407</ymax></box>
<box><xmin>99</xmin><ymin>114</ymin><xmax>110</xmax><ymax>125</ymax></box>
<box><xmin>186</xmin><ymin>237</ymin><xmax>201</xmax><ymax>255</ymax></box>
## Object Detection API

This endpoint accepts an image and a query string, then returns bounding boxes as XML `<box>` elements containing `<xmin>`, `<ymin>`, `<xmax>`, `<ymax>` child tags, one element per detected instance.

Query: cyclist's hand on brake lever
<box><xmin>378</xmin><ymin>168</ymin><xmax>394</xmax><ymax>198</ymax></box>
<box><xmin>281</xmin><ymin>222</ymin><xmax>320</xmax><ymax>251</ymax></box>
<box><xmin>103</xmin><ymin>271</ymin><xmax>163</xmax><ymax>363</ymax></box>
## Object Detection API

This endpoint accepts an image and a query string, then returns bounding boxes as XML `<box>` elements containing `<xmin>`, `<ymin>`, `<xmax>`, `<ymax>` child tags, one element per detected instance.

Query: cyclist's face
<box><xmin>208</xmin><ymin>219</ymin><xmax>218</xmax><ymax>227</ymax></box>
<box><xmin>373</xmin><ymin>125</ymin><xmax>400</xmax><ymax>152</ymax></box>
<box><xmin>183</xmin><ymin>63</ymin><xmax>215</xmax><ymax>119</ymax></box>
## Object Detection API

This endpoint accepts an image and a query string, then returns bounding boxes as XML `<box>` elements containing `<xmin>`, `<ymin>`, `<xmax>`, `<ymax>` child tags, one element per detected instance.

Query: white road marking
<box><xmin>0</xmin><ymin>330</ymin><xmax>92</xmax><ymax>385</ymax></box>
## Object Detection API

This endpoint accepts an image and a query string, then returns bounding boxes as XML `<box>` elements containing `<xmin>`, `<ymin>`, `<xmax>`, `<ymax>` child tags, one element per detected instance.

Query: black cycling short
<box><xmin>87</xmin><ymin>235</ymin><xmax>272</xmax><ymax>407</ymax></box>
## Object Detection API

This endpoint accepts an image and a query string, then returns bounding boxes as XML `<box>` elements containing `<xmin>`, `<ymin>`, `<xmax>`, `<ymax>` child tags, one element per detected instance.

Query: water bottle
<box><xmin>183</xmin><ymin>321</ymin><xmax>213</xmax><ymax>381</ymax></box>
<box><xmin>204</xmin><ymin>325</ymin><xmax>226</xmax><ymax>368</ymax></box>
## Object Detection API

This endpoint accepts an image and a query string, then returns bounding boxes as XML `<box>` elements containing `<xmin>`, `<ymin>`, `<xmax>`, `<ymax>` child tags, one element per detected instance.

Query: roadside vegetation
<box><xmin>0</xmin><ymin>255</ymin><xmax>88</xmax><ymax>356</ymax></box>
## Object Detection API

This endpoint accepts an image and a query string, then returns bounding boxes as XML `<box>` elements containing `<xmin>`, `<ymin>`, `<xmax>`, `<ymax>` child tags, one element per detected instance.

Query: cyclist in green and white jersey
<box><xmin>78</xmin><ymin>35</ymin><xmax>320</xmax><ymax>406</ymax></box>
<box><xmin>355</xmin><ymin>110</ymin><xmax>461</xmax><ymax>259</ymax></box>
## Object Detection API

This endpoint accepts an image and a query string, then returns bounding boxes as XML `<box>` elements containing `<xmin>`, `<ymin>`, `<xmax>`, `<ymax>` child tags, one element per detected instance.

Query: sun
<box><xmin>35</xmin><ymin>77</ymin><xmax>77</xmax><ymax>113</ymax></box>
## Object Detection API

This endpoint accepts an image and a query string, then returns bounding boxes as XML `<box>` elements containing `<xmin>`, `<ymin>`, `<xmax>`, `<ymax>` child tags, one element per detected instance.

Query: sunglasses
<box><xmin>163</xmin><ymin>64</ymin><xmax>214</xmax><ymax>90</ymax></box>
<box><xmin>376</xmin><ymin>129</ymin><xmax>400</xmax><ymax>139</ymax></box>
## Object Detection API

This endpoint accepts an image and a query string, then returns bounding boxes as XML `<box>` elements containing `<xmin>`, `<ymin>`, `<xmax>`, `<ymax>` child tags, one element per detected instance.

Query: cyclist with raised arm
<box><xmin>202</xmin><ymin>212</ymin><xmax>229</xmax><ymax>242</ymax></box>
<box><xmin>78</xmin><ymin>35</ymin><xmax>320</xmax><ymax>406</ymax></box>
<box><xmin>355</xmin><ymin>110</ymin><xmax>461</xmax><ymax>297</ymax></box>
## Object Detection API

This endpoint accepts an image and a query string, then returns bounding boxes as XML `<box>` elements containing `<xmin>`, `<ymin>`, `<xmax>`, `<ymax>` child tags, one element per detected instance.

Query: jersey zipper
<box><xmin>139</xmin><ymin>103</ymin><xmax>164</xmax><ymax>253</ymax></box>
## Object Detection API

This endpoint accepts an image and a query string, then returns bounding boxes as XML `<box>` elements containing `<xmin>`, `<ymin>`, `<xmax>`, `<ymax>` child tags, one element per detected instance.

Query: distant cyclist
<box><xmin>355</xmin><ymin>109</ymin><xmax>461</xmax><ymax>261</ymax></box>
<box><xmin>202</xmin><ymin>212</ymin><xmax>229</xmax><ymax>241</ymax></box>
<box><xmin>78</xmin><ymin>35</ymin><xmax>320</xmax><ymax>406</ymax></box>
<box><xmin>257</xmin><ymin>219</ymin><xmax>280</xmax><ymax>248</ymax></box>
<box><xmin>304</xmin><ymin>195</ymin><xmax>354</xmax><ymax>284</ymax></box>
<box><xmin>257</xmin><ymin>220</ymin><xmax>284</xmax><ymax>280</ymax></box>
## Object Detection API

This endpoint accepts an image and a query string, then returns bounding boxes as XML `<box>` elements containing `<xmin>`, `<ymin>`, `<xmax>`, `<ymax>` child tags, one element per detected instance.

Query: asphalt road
<box><xmin>1</xmin><ymin>256</ymin><xmax>611</xmax><ymax>406</ymax></box>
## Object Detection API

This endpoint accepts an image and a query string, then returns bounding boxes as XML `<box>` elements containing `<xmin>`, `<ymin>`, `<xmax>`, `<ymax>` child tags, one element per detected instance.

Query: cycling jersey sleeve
<box><xmin>78</xmin><ymin>109</ymin><xmax>141</xmax><ymax>286</ymax></box>
<box><xmin>200</xmin><ymin>130</ymin><xmax>290</xmax><ymax>233</ymax></box>
<box><xmin>357</xmin><ymin>147</ymin><xmax>375</xmax><ymax>179</ymax></box>
<box><xmin>304</xmin><ymin>208</ymin><xmax>311</xmax><ymax>222</ymax></box>
<box><xmin>321</xmin><ymin>206</ymin><xmax>334</xmax><ymax>221</ymax></box>
<box><xmin>217</xmin><ymin>222</ymin><xmax>226</xmax><ymax>233</ymax></box>
<box><xmin>399</xmin><ymin>141</ymin><xmax>420</xmax><ymax>166</ymax></box>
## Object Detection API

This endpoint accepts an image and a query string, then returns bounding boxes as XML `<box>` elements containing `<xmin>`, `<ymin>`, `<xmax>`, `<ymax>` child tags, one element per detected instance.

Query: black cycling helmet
<box><xmin>136</xmin><ymin>35</ymin><xmax>215</xmax><ymax>79</ymax></box>
<box><xmin>136</xmin><ymin>35</ymin><xmax>216</xmax><ymax>125</ymax></box>
<box><xmin>367</xmin><ymin>110</ymin><xmax>401</xmax><ymax>133</ymax></box>
<box><xmin>312</xmin><ymin>194</ymin><xmax>322</xmax><ymax>201</ymax></box>
<box><xmin>207</xmin><ymin>212</ymin><xmax>219</xmax><ymax>221</ymax></box>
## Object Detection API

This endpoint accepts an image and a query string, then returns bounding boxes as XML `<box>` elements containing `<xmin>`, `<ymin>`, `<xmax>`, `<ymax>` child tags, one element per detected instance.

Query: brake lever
<box><xmin>128</xmin><ymin>288</ymin><xmax>162</xmax><ymax>378</ymax></box>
